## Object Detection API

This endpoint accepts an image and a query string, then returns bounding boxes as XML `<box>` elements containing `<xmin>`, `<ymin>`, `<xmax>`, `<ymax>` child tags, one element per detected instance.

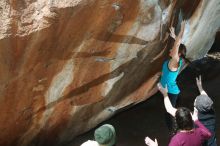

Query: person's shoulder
<box><xmin>170</xmin><ymin>132</ymin><xmax>182</xmax><ymax>140</ymax></box>
<box><xmin>165</xmin><ymin>59</ymin><xmax>170</xmax><ymax>63</ymax></box>
<box><xmin>179</xmin><ymin>57</ymin><xmax>184</xmax><ymax>64</ymax></box>
<box><xmin>162</xmin><ymin>59</ymin><xmax>169</xmax><ymax>68</ymax></box>
<box><xmin>81</xmin><ymin>140</ymin><xmax>99</xmax><ymax>146</ymax></box>
<box><xmin>169</xmin><ymin>133</ymin><xmax>181</xmax><ymax>146</ymax></box>
<box><xmin>171</xmin><ymin>131</ymin><xmax>188</xmax><ymax>140</ymax></box>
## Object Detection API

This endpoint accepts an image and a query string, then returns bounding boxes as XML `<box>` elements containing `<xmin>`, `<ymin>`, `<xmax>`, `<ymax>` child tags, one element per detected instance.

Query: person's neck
<box><xmin>179</xmin><ymin>129</ymin><xmax>193</xmax><ymax>132</ymax></box>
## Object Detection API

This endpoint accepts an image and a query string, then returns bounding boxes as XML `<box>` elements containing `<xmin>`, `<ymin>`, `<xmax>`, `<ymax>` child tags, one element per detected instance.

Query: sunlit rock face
<box><xmin>0</xmin><ymin>0</ymin><xmax>219</xmax><ymax>146</ymax></box>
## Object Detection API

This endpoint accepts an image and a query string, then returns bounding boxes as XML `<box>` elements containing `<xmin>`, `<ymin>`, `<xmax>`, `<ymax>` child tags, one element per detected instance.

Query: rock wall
<box><xmin>0</xmin><ymin>0</ymin><xmax>219</xmax><ymax>146</ymax></box>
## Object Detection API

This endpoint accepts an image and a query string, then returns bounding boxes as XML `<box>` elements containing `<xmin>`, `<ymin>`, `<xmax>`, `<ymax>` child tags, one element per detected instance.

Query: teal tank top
<box><xmin>160</xmin><ymin>58</ymin><xmax>183</xmax><ymax>94</ymax></box>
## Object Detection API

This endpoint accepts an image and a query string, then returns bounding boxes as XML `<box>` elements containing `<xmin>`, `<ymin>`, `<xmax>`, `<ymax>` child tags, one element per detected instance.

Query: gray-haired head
<box><xmin>195</xmin><ymin>95</ymin><xmax>213</xmax><ymax>112</ymax></box>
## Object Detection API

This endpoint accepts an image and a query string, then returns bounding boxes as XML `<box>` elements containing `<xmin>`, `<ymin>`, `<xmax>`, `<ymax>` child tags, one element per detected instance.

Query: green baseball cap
<box><xmin>94</xmin><ymin>124</ymin><xmax>116</xmax><ymax>146</ymax></box>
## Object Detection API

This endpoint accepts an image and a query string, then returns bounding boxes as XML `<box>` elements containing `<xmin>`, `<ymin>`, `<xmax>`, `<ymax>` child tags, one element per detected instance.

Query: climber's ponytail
<box><xmin>179</xmin><ymin>44</ymin><xmax>201</xmax><ymax>73</ymax></box>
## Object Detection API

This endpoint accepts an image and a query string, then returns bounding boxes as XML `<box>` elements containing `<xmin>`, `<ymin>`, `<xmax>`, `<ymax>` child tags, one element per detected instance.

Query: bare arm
<box><xmin>196</xmin><ymin>75</ymin><xmax>207</xmax><ymax>95</ymax></box>
<box><xmin>169</xmin><ymin>27</ymin><xmax>176</xmax><ymax>40</ymax></box>
<box><xmin>157</xmin><ymin>83</ymin><xmax>177</xmax><ymax>117</ymax></box>
<box><xmin>169</xmin><ymin>21</ymin><xmax>185</xmax><ymax>71</ymax></box>
<box><xmin>192</xmin><ymin>107</ymin><xmax>198</xmax><ymax>121</ymax></box>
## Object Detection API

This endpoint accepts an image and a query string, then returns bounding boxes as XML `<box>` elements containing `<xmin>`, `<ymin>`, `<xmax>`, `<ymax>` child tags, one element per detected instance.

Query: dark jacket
<box><xmin>198</xmin><ymin>108</ymin><xmax>217</xmax><ymax>146</ymax></box>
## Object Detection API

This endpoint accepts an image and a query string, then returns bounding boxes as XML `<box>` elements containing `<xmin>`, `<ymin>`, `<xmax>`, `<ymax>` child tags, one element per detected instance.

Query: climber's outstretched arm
<box><xmin>168</xmin><ymin>21</ymin><xmax>185</xmax><ymax>71</ymax></box>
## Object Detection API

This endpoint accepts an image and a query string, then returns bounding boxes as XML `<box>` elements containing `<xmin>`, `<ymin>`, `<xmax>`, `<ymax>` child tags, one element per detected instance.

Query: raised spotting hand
<box><xmin>145</xmin><ymin>137</ymin><xmax>158</xmax><ymax>146</ymax></box>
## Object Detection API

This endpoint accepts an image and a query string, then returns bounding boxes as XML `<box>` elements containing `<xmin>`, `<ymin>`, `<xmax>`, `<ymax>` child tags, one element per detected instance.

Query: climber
<box><xmin>159</xmin><ymin>20</ymin><xmax>189</xmax><ymax>134</ymax></box>
<box><xmin>194</xmin><ymin>75</ymin><xmax>217</xmax><ymax>146</ymax></box>
<box><xmin>81</xmin><ymin>124</ymin><xmax>116</xmax><ymax>146</ymax></box>
<box><xmin>144</xmin><ymin>83</ymin><xmax>211</xmax><ymax>146</ymax></box>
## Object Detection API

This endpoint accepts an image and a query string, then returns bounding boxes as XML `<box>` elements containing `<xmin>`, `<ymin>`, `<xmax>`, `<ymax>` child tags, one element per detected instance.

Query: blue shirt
<box><xmin>160</xmin><ymin>58</ymin><xmax>183</xmax><ymax>94</ymax></box>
